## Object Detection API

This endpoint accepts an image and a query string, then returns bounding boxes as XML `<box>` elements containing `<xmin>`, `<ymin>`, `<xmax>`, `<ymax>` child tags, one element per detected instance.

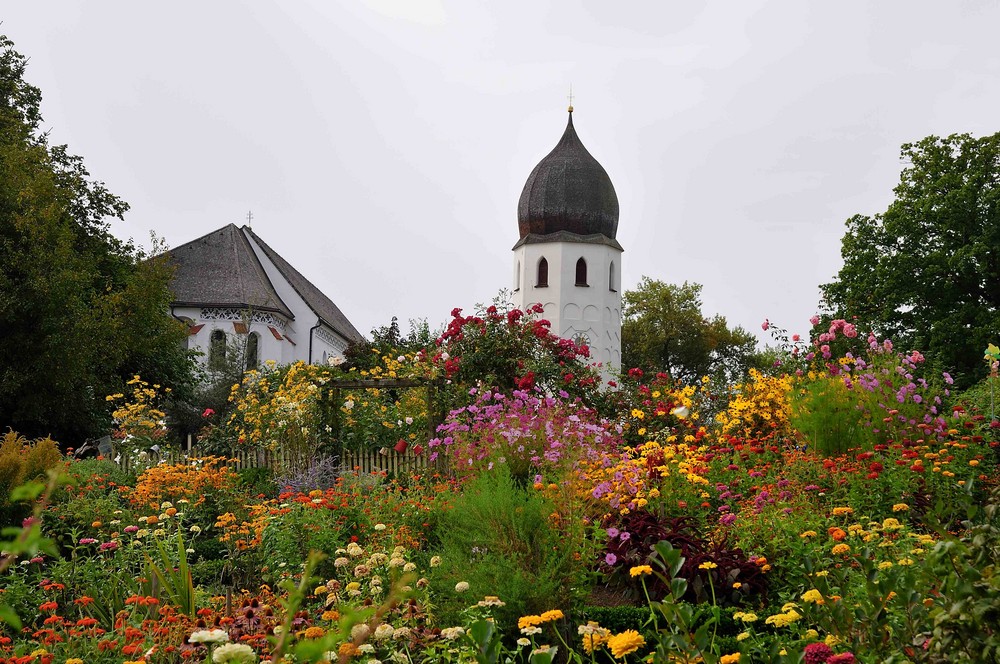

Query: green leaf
<box><xmin>0</xmin><ymin>604</ymin><xmax>22</xmax><ymax>630</ymax></box>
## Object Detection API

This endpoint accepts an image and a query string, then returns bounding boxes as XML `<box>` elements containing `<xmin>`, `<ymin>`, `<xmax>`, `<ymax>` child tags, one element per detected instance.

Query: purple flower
<box><xmin>619</xmin><ymin>531</ymin><xmax>631</xmax><ymax>542</ymax></box>
<box><xmin>605</xmin><ymin>553</ymin><xmax>617</xmax><ymax>566</ymax></box>
<box><xmin>720</xmin><ymin>513</ymin><xmax>737</xmax><ymax>526</ymax></box>
<box><xmin>606</xmin><ymin>527</ymin><xmax>620</xmax><ymax>539</ymax></box>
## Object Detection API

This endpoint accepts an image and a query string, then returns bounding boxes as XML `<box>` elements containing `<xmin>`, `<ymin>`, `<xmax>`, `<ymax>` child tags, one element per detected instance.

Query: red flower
<box><xmin>202</xmin><ymin>408</ymin><xmax>215</xmax><ymax>417</ymax></box>
<box><xmin>803</xmin><ymin>642</ymin><xmax>834</xmax><ymax>664</ymax></box>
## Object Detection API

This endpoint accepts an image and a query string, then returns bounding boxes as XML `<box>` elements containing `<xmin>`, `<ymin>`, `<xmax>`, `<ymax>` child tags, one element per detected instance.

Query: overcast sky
<box><xmin>5</xmin><ymin>2</ymin><xmax>1000</xmax><ymax>344</ymax></box>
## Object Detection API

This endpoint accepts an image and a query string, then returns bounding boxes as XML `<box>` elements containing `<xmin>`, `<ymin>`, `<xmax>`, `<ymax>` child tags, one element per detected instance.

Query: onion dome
<box><xmin>517</xmin><ymin>109</ymin><xmax>619</xmax><ymax>241</ymax></box>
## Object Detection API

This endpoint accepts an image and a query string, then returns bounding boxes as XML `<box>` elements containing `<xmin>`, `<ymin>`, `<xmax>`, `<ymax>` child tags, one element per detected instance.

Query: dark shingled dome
<box><xmin>517</xmin><ymin>111</ymin><xmax>619</xmax><ymax>240</ymax></box>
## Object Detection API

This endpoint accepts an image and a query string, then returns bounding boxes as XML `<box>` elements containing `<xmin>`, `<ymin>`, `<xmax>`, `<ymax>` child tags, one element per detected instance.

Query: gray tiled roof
<box><xmin>167</xmin><ymin>224</ymin><xmax>295</xmax><ymax>319</ymax></box>
<box><xmin>517</xmin><ymin>111</ymin><xmax>619</xmax><ymax>240</ymax></box>
<box><xmin>243</xmin><ymin>227</ymin><xmax>364</xmax><ymax>343</ymax></box>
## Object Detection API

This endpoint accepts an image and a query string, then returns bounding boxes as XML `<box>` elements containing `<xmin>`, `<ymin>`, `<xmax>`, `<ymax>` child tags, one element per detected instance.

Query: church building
<box><xmin>513</xmin><ymin>107</ymin><xmax>623</xmax><ymax>373</ymax></box>
<box><xmin>166</xmin><ymin>224</ymin><xmax>363</xmax><ymax>371</ymax></box>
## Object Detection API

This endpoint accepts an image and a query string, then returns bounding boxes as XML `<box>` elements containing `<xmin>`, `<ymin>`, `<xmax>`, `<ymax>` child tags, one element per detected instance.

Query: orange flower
<box><xmin>828</xmin><ymin>527</ymin><xmax>847</xmax><ymax>541</ymax></box>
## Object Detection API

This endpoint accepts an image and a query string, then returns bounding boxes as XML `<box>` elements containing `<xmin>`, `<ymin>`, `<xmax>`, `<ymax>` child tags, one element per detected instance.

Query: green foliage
<box><xmin>622</xmin><ymin>278</ymin><xmax>761</xmax><ymax>386</ymax></box>
<box><xmin>431</xmin><ymin>467</ymin><xmax>592</xmax><ymax>631</ymax></box>
<box><xmin>0</xmin><ymin>34</ymin><xmax>194</xmax><ymax>443</ymax></box>
<box><xmin>821</xmin><ymin>132</ymin><xmax>1000</xmax><ymax>389</ymax></box>
<box><xmin>237</xmin><ymin>466</ymin><xmax>278</xmax><ymax>498</ymax></box>
<box><xmin>924</xmin><ymin>485</ymin><xmax>1000</xmax><ymax>662</ymax></box>
<box><xmin>787</xmin><ymin>376</ymin><xmax>872</xmax><ymax>455</ymax></box>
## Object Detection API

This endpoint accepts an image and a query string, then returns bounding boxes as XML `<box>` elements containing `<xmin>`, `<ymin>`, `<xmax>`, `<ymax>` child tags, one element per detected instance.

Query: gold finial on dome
<box><xmin>567</xmin><ymin>84</ymin><xmax>574</xmax><ymax>113</ymax></box>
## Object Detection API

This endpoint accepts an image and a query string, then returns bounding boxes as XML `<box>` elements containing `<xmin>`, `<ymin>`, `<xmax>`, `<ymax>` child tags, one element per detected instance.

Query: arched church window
<box><xmin>536</xmin><ymin>257</ymin><xmax>548</xmax><ymax>287</ymax></box>
<box><xmin>209</xmin><ymin>329</ymin><xmax>227</xmax><ymax>371</ymax></box>
<box><xmin>246</xmin><ymin>331</ymin><xmax>260</xmax><ymax>370</ymax></box>
<box><xmin>609</xmin><ymin>261</ymin><xmax>617</xmax><ymax>292</ymax></box>
<box><xmin>575</xmin><ymin>257</ymin><xmax>588</xmax><ymax>286</ymax></box>
<box><xmin>516</xmin><ymin>260</ymin><xmax>521</xmax><ymax>291</ymax></box>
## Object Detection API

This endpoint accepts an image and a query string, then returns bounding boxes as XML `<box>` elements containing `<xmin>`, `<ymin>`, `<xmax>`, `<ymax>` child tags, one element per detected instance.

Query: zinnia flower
<box><xmin>607</xmin><ymin>630</ymin><xmax>645</xmax><ymax>658</ymax></box>
<box><xmin>629</xmin><ymin>565</ymin><xmax>652</xmax><ymax>577</ymax></box>
<box><xmin>212</xmin><ymin>643</ymin><xmax>255</xmax><ymax>663</ymax></box>
<box><xmin>190</xmin><ymin>629</ymin><xmax>230</xmax><ymax>644</ymax></box>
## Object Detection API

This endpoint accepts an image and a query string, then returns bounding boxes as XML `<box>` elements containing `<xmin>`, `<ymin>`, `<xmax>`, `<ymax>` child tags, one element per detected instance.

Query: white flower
<box><xmin>190</xmin><ymin>628</ymin><xmax>230</xmax><ymax>644</ymax></box>
<box><xmin>189</xmin><ymin>525</ymin><xmax>202</xmax><ymax>534</ymax></box>
<box><xmin>373</xmin><ymin>623</ymin><xmax>395</xmax><ymax>641</ymax></box>
<box><xmin>404</xmin><ymin>417</ymin><xmax>413</xmax><ymax>425</ymax></box>
<box><xmin>328</xmin><ymin>355</ymin><xmax>346</xmax><ymax>366</ymax></box>
<box><xmin>344</xmin><ymin>399</ymin><xmax>355</xmax><ymax>410</ymax></box>
<box><xmin>358</xmin><ymin>644</ymin><xmax>375</xmax><ymax>654</ymax></box>
<box><xmin>392</xmin><ymin>627</ymin><xmax>411</xmax><ymax>640</ymax></box>
<box><xmin>430</xmin><ymin>556</ymin><xmax>442</xmax><ymax>567</ymax></box>
<box><xmin>334</xmin><ymin>557</ymin><xmax>350</xmax><ymax>568</ymax></box>
<box><xmin>670</xmin><ymin>405</ymin><xmax>690</xmax><ymax>419</ymax></box>
<box><xmin>212</xmin><ymin>642</ymin><xmax>256</xmax><ymax>663</ymax></box>
<box><xmin>403</xmin><ymin>562</ymin><xmax>417</xmax><ymax>572</ymax></box>
<box><xmin>397</xmin><ymin>355</ymin><xmax>406</xmax><ymax>362</ymax></box>
<box><xmin>455</xmin><ymin>581</ymin><xmax>470</xmax><ymax>593</ymax></box>
<box><xmin>440</xmin><ymin>627</ymin><xmax>465</xmax><ymax>640</ymax></box>
<box><xmin>374</xmin><ymin>523</ymin><xmax>387</xmax><ymax>531</ymax></box>
<box><xmin>351</xmin><ymin>623</ymin><xmax>371</xmax><ymax>641</ymax></box>
<box><xmin>440</xmin><ymin>351</ymin><xmax>450</xmax><ymax>361</ymax></box>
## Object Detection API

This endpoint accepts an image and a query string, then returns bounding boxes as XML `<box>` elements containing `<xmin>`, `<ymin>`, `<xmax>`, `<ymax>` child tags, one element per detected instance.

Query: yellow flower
<box><xmin>518</xmin><ymin>615</ymin><xmax>543</xmax><ymax>630</ymax></box>
<box><xmin>801</xmin><ymin>588</ymin><xmax>825</xmax><ymax>604</ymax></box>
<box><xmin>720</xmin><ymin>654</ymin><xmax>741</xmax><ymax>664</ymax></box>
<box><xmin>630</xmin><ymin>565</ymin><xmax>653</xmax><ymax>577</ymax></box>
<box><xmin>832</xmin><ymin>543</ymin><xmax>851</xmax><ymax>555</ymax></box>
<box><xmin>832</xmin><ymin>507</ymin><xmax>854</xmax><ymax>516</ymax></box>
<box><xmin>892</xmin><ymin>503</ymin><xmax>909</xmax><ymax>512</ymax></box>
<box><xmin>800</xmin><ymin>530</ymin><xmax>818</xmax><ymax>538</ymax></box>
<box><xmin>765</xmin><ymin>610</ymin><xmax>801</xmax><ymax>628</ymax></box>
<box><xmin>732</xmin><ymin>582</ymin><xmax>742</xmax><ymax>589</ymax></box>
<box><xmin>698</xmin><ymin>561</ymin><xmax>718</xmax><ymax>570</ymax></box>
<box><xmin>736</xmin><ymin>631</ymin><xmax>750</xmax><ymax>641</ymax></box>
<box><xmin>607</xmin><ymin>630</ymin><xmax>645</xmax><ymax>658</ymax></box>
<box><xmin>825</xmin><ymin>634</ymin><xmax>841</xmax><ymax>647</ymax></box>
<box><xmin>878</xmin><ymin>561</ymin><xmax>893</xmax><ymax>570</ymax></box>
<box><xmin>540</xmin><ymin>609</ymin><xmax>564</xmax><ymax>622</ymax></box>
<box><xmin>898</xmin><ymin>557</ymin><xmax>914</xmax><ymax>566</ymax></box>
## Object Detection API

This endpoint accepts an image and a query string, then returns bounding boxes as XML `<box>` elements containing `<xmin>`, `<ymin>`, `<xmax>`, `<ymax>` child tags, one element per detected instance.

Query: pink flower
<box><xmin>79</xmin><ymin>538</ymin><xmax>98</xmax><ymax>545</ymax></box>
<box><xmin>761</xmin><ymin>319</ymin><xmax>770</xmax><ymax>331</ymax></box>
<box><xmin>843</xmin><ymin>323</ymin><xmax>857</xmax><ymax>338</ymax></box>
<box><xmin>792</xmin><ymin>334</ymin><xmax>800</xmax><ymax>342</ymax></box>
<box><xmin>809</xmin><ymin>315</ymin><xmax>820</xmax><ymax>326</ymax></box>
<box><xmin>99</xmin><ymin>541</ymin><xmax>119</xmax><ymax>552</ymax></box>
<box><xmin>202</xmin><ymin>408</ymin><xmax>215</xmax><ymax>417</ymax></box>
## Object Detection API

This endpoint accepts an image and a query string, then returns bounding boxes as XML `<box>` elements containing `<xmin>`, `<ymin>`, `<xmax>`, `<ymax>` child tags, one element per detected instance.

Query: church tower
<box><xmin>512</xmin><ymin>107</ymin><xmax>623</xmax><ymax>374</ymax></box>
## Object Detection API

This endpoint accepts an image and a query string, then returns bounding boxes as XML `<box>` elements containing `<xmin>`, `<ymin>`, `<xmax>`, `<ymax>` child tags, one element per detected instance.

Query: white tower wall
<box><xmin>513</xmin><ymin>240</ymin><xmax>622</xmax><ymax>374</ymax></box>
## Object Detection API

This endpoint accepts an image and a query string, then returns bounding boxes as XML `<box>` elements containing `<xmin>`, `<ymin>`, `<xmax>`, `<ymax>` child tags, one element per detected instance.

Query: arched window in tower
<box><xmin>516</xmin><ymin>261</ymin><xmax>521</xmax><ymax>291</ymax></box>
<box><xmin>245</xmin><ymin>331</ymin><xmax>260</xmax><ymax>370</ymax></box>
<box><xmin>209</xmin><ymin>329</ymin><xmax>227</xmax><ymax>371</ymax></box>
<box><xmin>609</xmin><ymin>260</ymin><xmax>617</xmax><ymax>292</ymax></box>
<box><xmin>536</xmin><ymin>257</ymin><xmax>548</xmax><ymax>287</ymax></box>
<box><xmin>575</xmin><ymin>257</ymin><xmax>588</xmax><ymax>286</ymax></box>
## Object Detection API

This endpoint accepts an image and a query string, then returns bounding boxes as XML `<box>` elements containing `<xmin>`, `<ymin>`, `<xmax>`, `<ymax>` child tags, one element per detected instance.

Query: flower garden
<box><xmin>2</xmin><ymin>307</ymin><xmax>999</xmax><ymax>664</ymax></box>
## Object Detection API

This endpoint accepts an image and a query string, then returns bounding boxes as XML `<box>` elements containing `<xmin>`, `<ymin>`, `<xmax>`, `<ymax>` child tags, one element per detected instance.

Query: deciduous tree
<box><xmin>821</xmin><ymin>133</ymin><xmax>1000</xmax><ymax>389</ymax></box>
<box><xmin>621</xmin><ymin>278</ymin><xmax>760</xmax><ymax>385</ymax></box>
<box><xmin>0</xmin><ymin>35</ymin><xmax>193</xmax><ymax>443</ymax></box>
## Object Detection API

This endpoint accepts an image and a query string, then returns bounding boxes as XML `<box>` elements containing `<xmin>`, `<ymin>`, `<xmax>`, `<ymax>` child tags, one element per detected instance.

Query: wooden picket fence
<box><xmin>113</xmin><ymin>445</ymin><xmax>428</xmax><ymax>476</ymax></box>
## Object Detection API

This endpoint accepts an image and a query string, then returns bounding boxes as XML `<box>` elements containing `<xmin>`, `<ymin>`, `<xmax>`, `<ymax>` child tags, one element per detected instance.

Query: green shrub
<box><xmin>238</xmin><ymin>466</ymin><xmax>278</xmax><ymax>498</ymax></box>
<box><xmin>788</xmin><ymin>377</ymin><xmax>873</xmax><ymax>455</ymax></box>
<box><xmin>430</xmin><ymin>466</ymin><xmax>594</xmax><ymax>631</ymax></box>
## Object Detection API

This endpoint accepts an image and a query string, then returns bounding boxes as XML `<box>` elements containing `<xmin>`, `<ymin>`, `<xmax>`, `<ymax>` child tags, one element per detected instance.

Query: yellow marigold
<box><xmin>832</xmin><ymin>543</ymin><xmax>851</xmax><ymax>555</ymax></box>
<box><xmin>338</xmin><ymin>642</ymin><xmax>358</xmax><ymax>657</ymax></box>
<box><xmin>304</xmin><ymin>626</ymin><xmax>325</xmax><ymax>639</ymax></box>
<box><xmin>607</xmin><ymin>630</ymin><xmax>645</xmax><ymax>658</ymax></box>
<box><xmin>892</xmin><ymin>503</ymin><xmax>909</xmax><ymax>512</ymax></box>
<box><xmin>629</xmin><ymin>565</ymin><xmax>653</xmax><ymax>577</ymax></box>
<box><xmin>720</xmin><ymin>654</ymin><xmax>741</xmax><ymax>664</ymax></box>
<box><xmin>322</xmin><ymin>609</ymin><xmax>340</xmax><ymax>621</ymax></box>
<box><xmin>801</xmin><ymin>589</ymin><xmax>824</xmax><ymax>604</ymax></box>
<box><xmin>518</xmin><ymin>615</ymin><xmax>543</xmax><ymax>630</ymax></box>
<box><xmin>832</xmin><ymin>507</ymin><xmax>853</xmax><ymax>516</ymax></box>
